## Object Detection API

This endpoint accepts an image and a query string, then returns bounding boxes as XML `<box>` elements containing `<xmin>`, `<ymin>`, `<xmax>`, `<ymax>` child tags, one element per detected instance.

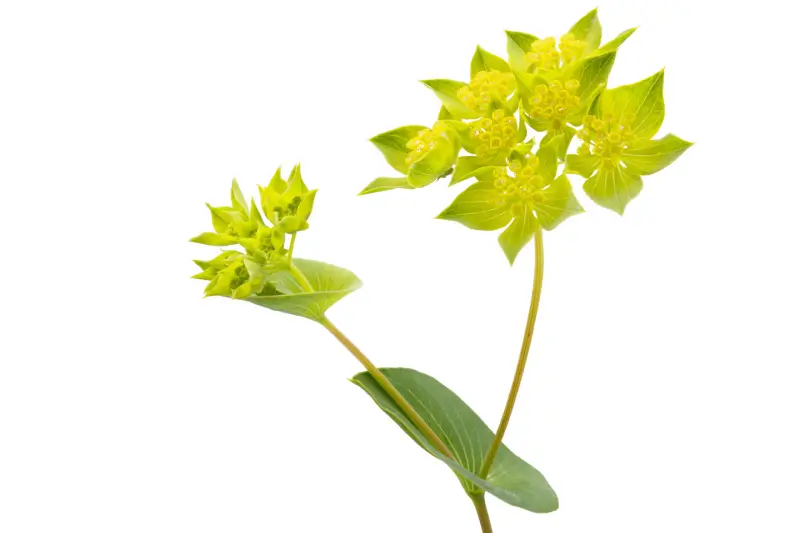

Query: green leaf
<box><xmin>599</xmin><ymin>70</ymin><xmax>665</xmax><ymax>141</ymax></box>
<box><xmin>471</xmin><ymin>46</ymin><xmax>510</xmax><ymax>78</ymax></box>
<box><xmin>421</xmin><ymin>79</ymin><xmax>480</xmax><ymax>119</ymax></box>
<box><xmin>498</xmin><ymin>209</ymin><xmax>538</xmax><ymax>264</ymax></box>
<box><xmin>565</xmin><ymin>154</ymin><xmax>599</xmax><ymax>178</ymax></box>
<box><xmin>583</xmin><ymin>163</ymin><xmax>643</xmax><ymax>215</ymax></box>
<box><xmin>359</xmin><ymin>177</ymin><xmax>414</xmax><ymax>195</ymax></box>
<box><xmin>505</xmin><ymin>30</ymin><xmax>538</xmax><ymax>72</ymax></box>
<box><xmin>437</xmin><ymin>181</ymin><xmax>513</xmax><ymax>231</ymax></box>
<box><xmin>351</xmin><ymin>368</ymin><xmax>558</xmax><ymax>514</ymax></box>
<box><xmin>450</xmin><ymin>156</ymin><xmax>493</xmax><ymax>186</ymax></box>
<box><xmin>534</xmin><ymin>175</ymin><xmax>584</xmax><ymax>230</ymax></box>
<box><xmin>370</xmin><ymin>126</ymin><xmax>428</xmax><ymax>174</ymax></box>
<box><xmin>190</xmin><ymin>232</ymin><xmax>239</xmax><ymax>246</ymax></box>
<box><xmin>593</xmin><ymin>27</ymin><xmax>637</xmax><ymax>56</ymax></box>
<box><xmin>569</xmin><ymin>8</ymin><xmax>602</xmax><ymax>54</ymax></box>
<box><xmin>246</xmin><ymin>259</ymin><xmax>361</xmax><ymax>321</ymax></box>
<box><xmin>621</xmin><ymin>134</ymin><xmax>692</xmax><ymax>175</ymax></box>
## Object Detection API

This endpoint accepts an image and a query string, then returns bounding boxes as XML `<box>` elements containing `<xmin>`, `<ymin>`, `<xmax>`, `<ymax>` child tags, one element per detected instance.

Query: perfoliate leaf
<box><xmin>599</xmin><ymin>70</ymin><xmax>665</xmax><ymax>141</ymax></box>
<box><xmin>371</xmin><ymin>126</ymin><xmax>428</xmax><ymax>174</ymax></box>
<box><xmin>190</xmin><ymin>232</ymin><xmax>239</xmax><ymax>246</ymax></box>
<box><xmin>534</xmin><ymin>175</ymin><xmax>584</xmax><ymax>230</ymax></box>
<box><xmin>246</xmin><ymin>259</ymin><xmax>361</xmax><ymax>321</ymax></box>
<box><xmin>471</xmin><ymin>46</ymin><xmax>510</xmax><ymax>78</ymax></box>
<box><xmin>498</xmin><ymin>209</ymin><xmax>538</xmax><ymax>264</ymax></box>
<box><xmin>565</xmin><ymin>154</ymin><xmax>599</xmax><ymax>178</ymax></box>
<box><xmin>437</xmin><ymin>181</ymin><xmax>513</xmax><ymax>231</ymax></box>
<box><xmin>359</xmin><ymin>177</ymin><xmax>414</xmax><ymax>195</ymax></box>
<box><xmin>593</xmin><ymin>27</ymin><xmax>637</xmax><ymax>56</ymax></box>
<box><xmin>506</xmin><ymin>30</ymin><xmax>538</xmax><ymax>72</ymax></box>
<box><xmin>569</xmin><ymin>8</ymin><xmax>602</xmax><ymax>54</ymax></box>
<box><xmin>421</xmin><ymin>79</ymin><xmax>481</xmax><ymax>119</ymax></box>
<box><xmin>351</xmin><ymin>368</ymin><xmax>559</xmax><ymax>514</ymax></box>
<box><xmin>622</xmin><ymin>134</ymin><xmax>692</xmax><ymax>175</ymax></box>
<box><xmin>583</xmin><ymin>163</ymin><xmax>643</xmax><ymax>214</ymax></box>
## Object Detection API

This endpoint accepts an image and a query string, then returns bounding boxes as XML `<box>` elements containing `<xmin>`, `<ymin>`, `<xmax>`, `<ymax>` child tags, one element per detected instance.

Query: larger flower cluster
<box><xmin>362</xmin><ymin>9</ymin><xmax>691</xmax><ymax>263</ymax></box>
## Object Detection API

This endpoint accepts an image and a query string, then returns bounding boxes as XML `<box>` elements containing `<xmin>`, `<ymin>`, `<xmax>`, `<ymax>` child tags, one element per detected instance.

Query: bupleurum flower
<box><xmin>565</xmin><ymin>70</ymin><xmax>692</xmax><ymax>214</ymax></box>
<box><xmin>524</xmin><ymin>34</ymin><xmax>586</xmax><ymax>72</ymax></box>
<box><xmin>468</xmin><ymin>109</ymin><xmax>517</xmax><ymax>159</ymax></box>
<box><xmin>575</xmin><ymin>113</ymin><xmax>637</xmax><ymax>166</ymax></box>
<box><xmin>457</xmin><ymin>69</ymin><xmax>516</xmax><ymax>114</ymax></box>
<box><xmin>438</xmin><ymin>144</ymin><xmax>584</xmax><ymax>263</ymax></box>
<box><xmin>405</xmin><ymin>121</ymin><xmax>452</xmax><ymax>166</ymax></box>
<box><xmin>528</xmin><ymin>79</ymin><xmax>581</xmax><ymax>125</ymax></box>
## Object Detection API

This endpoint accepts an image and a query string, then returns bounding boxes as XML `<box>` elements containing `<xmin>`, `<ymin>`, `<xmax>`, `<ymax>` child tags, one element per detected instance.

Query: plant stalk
<box><xmin>479</xmin><ymin>225</ymin><xmax>544</xmax><ymax>479</ymax></box>
<box><xmin>470</xmin><ymin>493</ymin><xmax>493</xmax><ymax>533</ymax></box>
<box><xmin>319</xmin><ymin>316</ymin><xmax>456</xmax><ymax>462</ymax></box>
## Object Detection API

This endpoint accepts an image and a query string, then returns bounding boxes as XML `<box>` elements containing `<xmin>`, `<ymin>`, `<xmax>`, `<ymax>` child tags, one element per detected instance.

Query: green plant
<box><xmin>190</xmin><ymin>9</ymin><xmax>690</xmax><ymax>532</ymax></box>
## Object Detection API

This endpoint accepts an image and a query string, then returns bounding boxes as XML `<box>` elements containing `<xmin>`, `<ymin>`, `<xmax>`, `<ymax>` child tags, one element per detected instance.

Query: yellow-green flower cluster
<box><xmin>457</xmin><ymin>69</ymin><xmax>516</xmax><ymax>113</ymax></box>
<box><xmin>405</xmin><ymin>121</ymin><xmax>451</xmax><ymax>166</ymax></box>
<box><xmin>524</xmin><ymin>34</ymin><xmax>586</xmax><ymax>71</ymax></box>
<box><xmin>191</xmin><ymin>169</ymin><xmax>316</xmax><ymax>299</ymax></box>
<box><xmin>469</xmin><ymin>109</ymin><xmax>517</xmax><ymax>159</ymax></box>
<box><xmin>492</xmin><ymin>153</ymin><xmax>545</xmax><ymax>207</ymax></box>
<box><xmin>576</xmin><ymin>113</ymin><xmax>636</xmax><ymax>165</ymax></box>
<box><xmin>528</xmin><ymin>79</ymin><xmax>581</xmax><ymax>124</ymax></box>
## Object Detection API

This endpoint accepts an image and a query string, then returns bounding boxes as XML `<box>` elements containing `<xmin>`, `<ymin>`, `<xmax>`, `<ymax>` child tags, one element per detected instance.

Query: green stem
<box><xmin>289</xmin><ymin>261</ymin><xmax>314</xmax><ymax>293</ymax></box>
<box><xmin>319</xmin><ymin>316</ymin><xmax>456</xmax><ymax>462</ymax></box>
<box><xmin>287</xmin><ymin>233</ymin><xmax>297</xmax><ymax>262</ymax></box>
<box><xmin>470</xmin><ymin>494</ymin><xmax>493</xmax><ymax>533</ymax></box>
<box><xmin>479</xmin><ymin>225</ymin><xmax>544</xmax><ymax>479</ymax></box>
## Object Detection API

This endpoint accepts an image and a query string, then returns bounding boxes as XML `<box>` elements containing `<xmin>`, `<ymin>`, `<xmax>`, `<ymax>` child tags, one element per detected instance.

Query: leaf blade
<box><xmin>351</xmin><ymin>368</ymin><xmax>559</xmax><ymax>514</ymax></box>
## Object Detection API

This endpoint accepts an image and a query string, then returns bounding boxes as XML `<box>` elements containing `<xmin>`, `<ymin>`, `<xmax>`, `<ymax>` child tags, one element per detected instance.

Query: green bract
<box><xmin>363</xmin><ymin>8</ymin><xmax>690</xmax><ymax>261</ymax></box>
<box><xmin>191</xmin><ymin>170</ymin><xmax>360</xmax><ymax>321</ymax></box>
<box><xmin>566</xmin><ymin>70</ymin><xmax>693</xmax><ymax>214</ymax></box>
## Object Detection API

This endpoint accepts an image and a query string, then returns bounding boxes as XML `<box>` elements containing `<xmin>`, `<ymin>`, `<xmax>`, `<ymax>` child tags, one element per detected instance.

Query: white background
<box><xmin>1</xmin><ymin>1</ymin><xmax>799</xmax><ymax>531</ymax></box>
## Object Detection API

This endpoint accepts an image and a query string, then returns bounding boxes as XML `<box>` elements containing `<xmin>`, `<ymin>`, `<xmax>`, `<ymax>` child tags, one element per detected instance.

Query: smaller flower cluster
<box><xmin>492</xmin><ymin>152</ymin><xmax>545</xmax><ymax>207</ymax></box>
<box><xmin>457</xmin><ymin>69</ymin><xmax>516</xmax><ymax>113</ymax></box>
<box><xmin>528</xmin><ymin>79</ymin><xmax>581</xmax><ymax>123</ymax></box>
<box><xmin>524</xmin><ymin>34</ymin><xmax>586</xmax><ymax>71</ymax></box>
<box><xmin>191</xmin><ymin>168</ymin><xmax>316</xmax><ymax>299</ymax></box>
<box><xmin>469</xmin><ymin>109</ymin><xmax>517</xmax><ymax>159</ymax></box>
<box><xmin>576</xmin><ymin>113</ymin><xmax>636</xmax><ymax>164</ymax></box>
<box><xmin>405</xmin><ymin>122</ymin><xmax>451</xmax><ymax>166</ymax></box>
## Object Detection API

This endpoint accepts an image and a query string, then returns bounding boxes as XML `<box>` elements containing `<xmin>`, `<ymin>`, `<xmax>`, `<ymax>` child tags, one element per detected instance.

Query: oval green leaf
<box><xmin>351</xmin><ymin>367</ymin><xmax>558</xmax><ymax>514</ymax></box>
